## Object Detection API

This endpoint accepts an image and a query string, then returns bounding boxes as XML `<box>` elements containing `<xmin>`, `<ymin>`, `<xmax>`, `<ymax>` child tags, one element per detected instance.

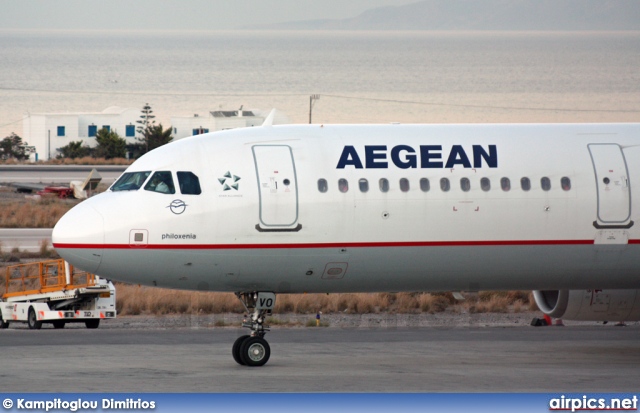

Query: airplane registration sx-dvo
<box><xmin>53</xmin><ymin>121</ymin><xmax>640</xmax><ymax>366</ymax></box>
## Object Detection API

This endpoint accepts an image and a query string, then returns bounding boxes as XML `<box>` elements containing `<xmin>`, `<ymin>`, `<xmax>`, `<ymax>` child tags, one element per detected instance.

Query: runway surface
<box><xmin>0</xmin><ymin>228</ymin><xmax>52</xmax><ymax>252</ymax></box>
<box><xmin>0</xmin><ymin>165</ymin><xmax>126</xmax><ymax>184</ymax></box>
<box><xmin>0</xmin><ymin>324</ymin><xmax>638</xmax><ymax>392</ymax></box>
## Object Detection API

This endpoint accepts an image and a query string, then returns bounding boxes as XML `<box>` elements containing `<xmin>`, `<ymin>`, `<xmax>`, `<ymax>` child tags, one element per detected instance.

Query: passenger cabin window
<box><xmin>561</xmin><ymin>177</ymin><xmax>571</xmax><ymax>191</ymax></box>
<box><xmin>359</xmin><ymin>178</ymin><xmax>369</xmax><ymax>193</ymax></box>
<box><xmin>521</xmin><ymin>177</ymin><xmax>531</xmax><ymax>191</ymax></box>
<box><xmin>541</xmin><ymin>177</ymin><xmax>551</xmax><ymax>191</ymax></box>
<box><xmin>338</xmin><ymin>178</ymin><xmax>349</xmax><ymax>193</ymax></box>
<box><xmin>480</xmin><ymin>177</ymin><xmax>491</xmax><ymax>192</ymax></box>
<box><xmin>379</xmin><ymin>178</ymin><xmax>389</xmax><ymax>193</ymax></box>
<box><xmin>144</xmin><ymin>171</ymin><xmax>175</xmax><ymax>194</ymax></box>
<box><xmin>500</xmin><ymin>177</ymin><xmax>511</xmax><ymax>192</ymax></box>
<box><xmin>440</xmin><ymin>178</ymin><xmax>450</xmax><ymax>192</ymax></box>
<box><xmin>111</xmin><ymin>171</ymin><xmax>151</xmax><ymax>192</ymax></box>
<box><xmin>460</xmin><ymin>178</ymin><xmax>470</xmax><ymax>192</ymax></box>
<box><xmin>400</xmin><ymin>178</ymin><xmax>410</xmax><ymax>192</ymax></box>
<box><xmin>177</xmin><ymin>171</ymin><xmax>202</xmax><ymax>195</ymax></box>
<box><xmin>317</xmin><ymin>179</ymin><xmax>328</xmax><ymax>193</ymax></box>
<box><xmin>420</xmin><ymin>178</ymin><xmax>430</xmax><ymax>192</ymax></box>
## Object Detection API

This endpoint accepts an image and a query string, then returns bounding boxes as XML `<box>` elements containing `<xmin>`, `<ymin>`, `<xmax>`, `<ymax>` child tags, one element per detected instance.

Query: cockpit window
<box><xmin>177</xmin><ymin>171</ymin><xmax>202</xmax><ymax>195</ymax></box>
<box><xmin>111</xmin><ymin>171</ymin><xmax>151</xmax><ymax>192</ymax></box>
<box><xmin>144</xmin><ymin>171</ymin><xmax>175</xmax><ymax>194</ymax></box>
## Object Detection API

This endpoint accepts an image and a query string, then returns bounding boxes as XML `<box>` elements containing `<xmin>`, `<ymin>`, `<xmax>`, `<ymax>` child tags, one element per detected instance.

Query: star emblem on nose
<box><xmin>218</xmin><ymin>171</ymin><xmax>241</xmax><ymax>191</ymax></box>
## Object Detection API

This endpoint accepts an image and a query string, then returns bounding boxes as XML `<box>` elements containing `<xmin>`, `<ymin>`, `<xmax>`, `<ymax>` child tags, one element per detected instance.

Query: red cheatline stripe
<box><xmin>52</xmin><ymin>239</ymin><xmax>604</xmax><ymax>250</ymax></box>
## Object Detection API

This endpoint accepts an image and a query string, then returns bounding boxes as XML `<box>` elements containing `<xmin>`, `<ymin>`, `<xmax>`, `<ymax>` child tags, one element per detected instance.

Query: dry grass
<box><xmin>39</xmin><ymin>239</ymin><xmax>56</xmax><ymax>258</ymax></box>
<box><xmin>112</xmin><ymin>285</ymin><xmax>535</xmax><ymax>316</ymax></box>
<box><xmin>274</xmin><ymin>293</ymin><xmax>386</xmax><ymax>314</ymax></box>
<box><xmin>418</xmin><ymin>293</ymin><xmax>454</xmax><ymax>313</ymax></box>
<box><xmin>115</xmin><ymin>284</ymin><xmax>245</xmax><ymax>315</ymax></box>
<box><xmin>462</xmin><ymin>290</ymin><xmax>534</xmax><ymax>314</ymax></box>
<box><xmin>468</xmin><ymin>295</ymin><xmax>511</xmax><ymax>313</ymax></box>
<box><xmin>0</xmin><ymin>198</ymin><xmax>76</xmax><ymax>228</ymax></box>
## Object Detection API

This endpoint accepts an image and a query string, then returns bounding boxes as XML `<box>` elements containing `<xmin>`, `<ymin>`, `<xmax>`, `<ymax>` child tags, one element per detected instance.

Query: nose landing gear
<box><xmin>232</xmin><ymin>292</ymin><xmax>275</xmax><ymax>367</ymax></box>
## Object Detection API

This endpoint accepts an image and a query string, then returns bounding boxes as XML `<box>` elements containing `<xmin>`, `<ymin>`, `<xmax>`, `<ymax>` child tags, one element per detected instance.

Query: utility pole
<box><xmin>309</xmin><ymin>94</ymin><xmax>320</xmax><ymax>124</ymax></box>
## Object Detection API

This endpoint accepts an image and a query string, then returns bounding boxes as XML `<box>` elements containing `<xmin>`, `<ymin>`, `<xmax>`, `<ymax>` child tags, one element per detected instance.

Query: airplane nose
<box><xmin>52</xmin><ymin>201</ymin><xmax>104</xmax><ymax>273</ymax></box>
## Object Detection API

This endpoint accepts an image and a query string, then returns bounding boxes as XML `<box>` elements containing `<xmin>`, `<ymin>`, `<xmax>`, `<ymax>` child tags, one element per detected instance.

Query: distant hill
<box><xmin>248</xmin><ymin>0</ymin><xmax>640</xmax><ymax>31</ymax></box>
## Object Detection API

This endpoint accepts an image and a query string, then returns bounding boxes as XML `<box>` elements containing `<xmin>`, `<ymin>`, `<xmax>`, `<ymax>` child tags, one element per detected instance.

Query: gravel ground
<box><xmin>71</xmin><ymin>310</ymin><xmax>634</xmax><ymax>331</ymax></box>
<box><xmin>0</xmin><ymin>185</ymin><xmax>34</xmax><ymax>201</ymax></box>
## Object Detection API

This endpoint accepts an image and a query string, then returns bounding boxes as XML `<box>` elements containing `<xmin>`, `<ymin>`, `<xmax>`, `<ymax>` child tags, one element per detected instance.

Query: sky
<box><xmin>0</xmin><ymin>0</ymin><xmax>419</xmax><ymax>31</ymax></box>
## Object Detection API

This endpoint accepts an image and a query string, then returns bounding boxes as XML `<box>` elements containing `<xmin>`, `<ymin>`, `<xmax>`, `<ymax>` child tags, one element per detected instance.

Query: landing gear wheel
<box><xmin>232</xmin><ymin>335</ymin><xmax>250</xmax><ymax>365</ymax></box>
<box><xmin>27</xmin><ymin>308</ymin><xmax>42</xmax><ymax>330</ymax></box>
<box><xmin>85</xmin><ymin>319</ymin><xmax>100</xmax><ymax>329</ymax></box>
<box><xmin>52</xmin><ymin>321</ymin><xmax>66</xmax><ymax>329</ymax></box>
<box><xmin>234</xmin><ymin>292</ymin><xmax>275</xmax><ymax>366</ymax></box>
<box><xmin>240</xmin><ymin>337</ymin><xmax>271</xmax><ymax>367</ymax></box>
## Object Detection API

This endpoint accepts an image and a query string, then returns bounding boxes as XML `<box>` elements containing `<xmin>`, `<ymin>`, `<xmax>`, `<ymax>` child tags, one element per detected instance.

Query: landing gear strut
<box><xmin>232</xmin><ymin>292</ymin><xmax>275</xmax><ymax>367</ymax></box>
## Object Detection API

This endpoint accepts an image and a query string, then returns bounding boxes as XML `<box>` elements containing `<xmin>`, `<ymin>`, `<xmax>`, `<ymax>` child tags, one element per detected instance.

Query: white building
<box><xmin>171</xmin><ymin>108</ymin><xmax>289</xmax><ymax>140</ymax></box>
<box><xmin>23</xmin><ymin>106</ymin><xmax>290</xmax><ymax>161</ymax></box>
<box><xmin>23</xmin><ymin>106</ymin><xmax>141</xmax><ymax>160</ymax></box>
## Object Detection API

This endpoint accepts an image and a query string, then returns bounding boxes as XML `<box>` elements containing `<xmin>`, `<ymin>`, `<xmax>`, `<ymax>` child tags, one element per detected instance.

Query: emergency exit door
<box><xmin>252</xmin><ymin>145</ymin><xmax>299</xmax><ymax>229</ymax></box>
<box><xmin>588</xmin><ymin>143</ymin><xmax>631</xmax><ymax>225</ymax></box>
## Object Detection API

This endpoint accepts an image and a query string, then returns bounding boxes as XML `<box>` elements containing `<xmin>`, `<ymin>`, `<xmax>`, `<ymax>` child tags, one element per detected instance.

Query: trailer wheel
<box><xmin>0</xmin><ymin>313</ymin><xmax>8</xmax><ymax>329</ymax></box>
<box><xmin>52</xmin><ymin>321</ymin><xmax>65</xmax><ymax>329</ymax></box>
<box><xmin>27</xmin><ymin>308</ymin><xmax>42</xmax><ymax>330</ymax></box>
<box><xmin>85</xmin><ymin>319</ymin><xmax>100</xmax><ymax>329</ymax></box>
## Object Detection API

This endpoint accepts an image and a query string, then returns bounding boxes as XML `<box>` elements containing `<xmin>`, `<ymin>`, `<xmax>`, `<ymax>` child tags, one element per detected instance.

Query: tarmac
<box><xmin>0</xmin><ymin>165</ymin><xmax>125</xmax><ymax>185</ymax></box>
<box><xmin>0</xmin><ymin>228</ymin><xmax>52</xmax><ymax>252</ymax></box>
<box><xmin>0</xmin><ymin>316</ymin><xmax>638</xmax><ymax>392</ymax></box>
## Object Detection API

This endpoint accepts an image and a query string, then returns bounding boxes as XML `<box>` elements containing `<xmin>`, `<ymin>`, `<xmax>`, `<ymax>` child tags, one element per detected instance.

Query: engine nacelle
<box><xmin>533</xmin><ymin>289</ymin><xmax>640</xmax><ymax>321</ymax></box>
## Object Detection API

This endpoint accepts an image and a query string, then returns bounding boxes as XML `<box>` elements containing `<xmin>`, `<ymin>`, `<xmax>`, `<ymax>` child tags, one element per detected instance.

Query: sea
<box><xmin>0</xmin><ymin>30</ymin><xmax>639</xmax><ymax>139</ymax></box>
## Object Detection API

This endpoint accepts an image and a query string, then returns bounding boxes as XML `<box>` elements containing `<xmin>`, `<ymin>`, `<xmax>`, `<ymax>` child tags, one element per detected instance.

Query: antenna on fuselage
<box><xmin>262</xmin><ymin>108</ymin><xmax>276</xmax><ymax>127</ymax></box>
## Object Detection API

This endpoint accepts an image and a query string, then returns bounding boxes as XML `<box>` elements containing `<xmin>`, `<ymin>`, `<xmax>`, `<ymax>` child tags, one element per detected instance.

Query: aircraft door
<box><xmin>252</xmin><ymin>145</ymin><xmax>300</xmax><ymax>231</ymax></box>
<box><xmin>588</xmin><ymin>143</ymin><xmax>632</xmax><ymax>226</ymax></box>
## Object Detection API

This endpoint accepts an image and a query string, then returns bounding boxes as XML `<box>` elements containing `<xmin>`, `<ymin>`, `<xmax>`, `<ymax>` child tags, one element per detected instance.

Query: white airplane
<box><xmin>52</xmin><ymin>121</ymin><xmax>640</xmax><ymax>367</ymax></box>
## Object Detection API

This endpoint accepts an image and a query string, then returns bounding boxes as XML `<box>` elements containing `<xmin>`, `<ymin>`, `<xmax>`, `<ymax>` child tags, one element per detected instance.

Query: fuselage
<box><xmin>52</xmin><ymin>123</ymin><xmax>640</xmax><ymax>293</ymax></box>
